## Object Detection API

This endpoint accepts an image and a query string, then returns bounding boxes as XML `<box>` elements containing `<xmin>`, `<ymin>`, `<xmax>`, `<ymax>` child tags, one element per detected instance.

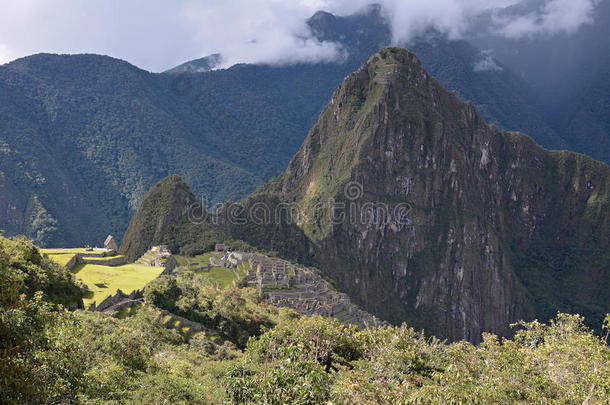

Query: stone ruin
<box><xmin>88</xmin><ymin>289</ymin><xmax>144</xmax><ymax>313</ymax></box>
<box><xmin>136</xmin><ymin>246</ymin><xmax>173</xmax><ymax>267</ymax></box>
<box><xmin>209</xmin><ymin>251</ymin><xmax>252</xmax><ymax>269</ymax></box>
<box><xmin>104</xmin><ymin>235</ymin><xmax>118</xmax><ymax>252</ymax></box>
<box><xmin>151</xmin><ymin>244</ymin><xmax>170</xmax><ymax>255</ymax></box>
<box><xmin>245</xmin><ymin>254</ymin><xmax>382</xmax><ymax>328</ymax></box>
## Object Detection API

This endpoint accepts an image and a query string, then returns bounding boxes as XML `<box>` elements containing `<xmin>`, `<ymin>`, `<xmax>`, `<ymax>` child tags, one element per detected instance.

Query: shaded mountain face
<box><xmin>251</xmin><ymin>48</ymin><xmax>609</xmax><ymax>342</ymax></box>
<box><xmin>119</xmin><ymin>175</ymin><xmax>197</xmax><ymax>262</ymax></box>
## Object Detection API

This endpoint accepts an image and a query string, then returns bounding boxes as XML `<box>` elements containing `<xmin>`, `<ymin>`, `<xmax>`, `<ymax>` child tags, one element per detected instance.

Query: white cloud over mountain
<box><xmin>0</xmin><ymin>0</ymin><xmax>603</xmax><ymax>71</ymax></box>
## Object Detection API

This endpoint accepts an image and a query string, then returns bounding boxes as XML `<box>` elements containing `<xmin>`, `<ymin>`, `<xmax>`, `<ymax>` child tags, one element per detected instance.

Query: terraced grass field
<box><xmin>206</xmin><ymin>266</ymin><xmax>236</xmax><ymax>287</ymax></box>
<box><xmin>86</xmin><ymin>254</ymin><xmax>126</xmax><ymax>261</ymax></box>
<box><xmin>173</xmin><ymin>253</ymin><xmax>245</xmax><ymax>288</ymax></box>
<box><xmin>43</xmin><ymin>248</ymin><xmax>125</xmax><ymax>268</ymax></box>
<box><xmin>73</xmin><ymin>263</ymin><xmax>164</xmax><ymax>307</ymax></box>
<box><xmin>46</xmin><ymin>254</ymin><xmax>77</xmax><ymax>266</ymax></box>
<box><xmin>42</xmin><ymin>248</ymin><xmax>100</xmax><ymax>255</ymax></box>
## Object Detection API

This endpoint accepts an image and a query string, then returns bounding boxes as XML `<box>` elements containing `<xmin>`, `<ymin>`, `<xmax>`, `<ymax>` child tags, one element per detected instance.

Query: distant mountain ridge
<box><xmin>164</xmin><ymin>53</ymin><xmax>223</xmax><ymax>73</ymax></box>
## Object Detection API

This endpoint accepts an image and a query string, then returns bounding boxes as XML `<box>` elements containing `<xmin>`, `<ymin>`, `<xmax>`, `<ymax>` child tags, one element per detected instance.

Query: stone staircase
<box><xmin>136</xmin><ymin>249</ymin><xmax>167</xmax><ymax>267</ymax></box>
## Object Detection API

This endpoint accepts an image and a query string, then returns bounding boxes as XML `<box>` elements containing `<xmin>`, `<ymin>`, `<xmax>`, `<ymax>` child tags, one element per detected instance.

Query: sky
<box><xmin>0</xmin><ymin>0</ymin><xmax>602</xmax><ymax>72</ymax></box>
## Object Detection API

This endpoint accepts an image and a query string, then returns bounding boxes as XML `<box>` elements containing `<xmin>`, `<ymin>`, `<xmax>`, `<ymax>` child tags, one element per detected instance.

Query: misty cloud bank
<box><xmin>491</xmin><ymin>0</ymin><xmax>602</xmax><ymax>38</ymax></box>
<box><xmin>182</xmin><ymin>0</ymin><xmax>603</xmax><ymax>68</ymax></box>
<box><xmin>0</xmin><ymin>0</ymin><xmax>603</xmax><ymax>71</ymax></box>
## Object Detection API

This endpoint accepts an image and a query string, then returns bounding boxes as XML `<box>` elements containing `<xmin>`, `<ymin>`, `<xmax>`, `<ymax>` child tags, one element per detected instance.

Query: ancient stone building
<box><xmin>104</xmin><ymin>235</ymin><xmax>118</xmax><ymax>252</ymax></box>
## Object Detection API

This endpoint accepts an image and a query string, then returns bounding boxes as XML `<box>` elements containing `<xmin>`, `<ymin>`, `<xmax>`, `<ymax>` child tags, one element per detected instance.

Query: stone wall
<box><xmin>88</xmin><ymin>289</ymin><xmax>144</xmax><ymax>313</ymax></box>
<box><xmin>80</xmin><ymin>256</ymin><xmax>128</xmax><ymax>266</ymax></box>
<box><xmin>63</xmin><ymin>250</ymin><xmax>124</xmax><ymax>270</ymax></box>
<box><xmin>65</xmin><ymin>254</ymin><xmax>80</xmax><ymax>270</ymax></box>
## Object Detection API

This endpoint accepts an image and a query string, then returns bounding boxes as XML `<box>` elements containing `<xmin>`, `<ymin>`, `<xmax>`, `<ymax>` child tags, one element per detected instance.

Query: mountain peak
<box><xmin>164</xmin><ymin>53</ymin><xmax>223</xmax><ymax>74</ymax></box>
<box><xmin>364</xmin><ymin>47</ymin><xmax>424</xmax><ymax>79</ymax></box>
<box><xmin>119</xmin><ymin>175</ymin><xmax>197</xmax><ymax>261</ymax></box>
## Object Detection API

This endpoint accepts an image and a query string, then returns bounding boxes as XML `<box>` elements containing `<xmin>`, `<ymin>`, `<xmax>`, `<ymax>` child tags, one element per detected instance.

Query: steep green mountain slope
<box><xmin>119</xmin><ymin>174</ymin><xmax>198</xmax><ymax>262</ymax></box>
<box><xmin>121</xmin><ymin>48</ymin><xmax>609</xmax><ymax>343</ymax></box>
<box><xmin>0</xmin><ymin>54</ymin><xmax>261</xmax><ymax>247</ymax></box>
<box><xmin>220</xmin><ymin>48</ymin><xmax>609</xmax><ymax>342</ymax></box>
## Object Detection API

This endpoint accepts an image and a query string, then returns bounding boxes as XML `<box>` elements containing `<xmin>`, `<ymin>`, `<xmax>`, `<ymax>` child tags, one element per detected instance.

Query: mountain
<box><xmin>119</xmin><ymin>174</ymin><xmax>197</xmax><ymax>262</ymax></box>
<box><xmin>0</xmin><ymin>5</ymin><xmax>601</xmax><ymax>247</ymax></box>
<box><xmin>122</xmin><ymin>48</ymin><xmax>609</xmax><ymax>343</ymax></box>
<box><xmin>271</xmin><ymin>48</ymin><xmax>609</xmax><ymax>342</ymax></box>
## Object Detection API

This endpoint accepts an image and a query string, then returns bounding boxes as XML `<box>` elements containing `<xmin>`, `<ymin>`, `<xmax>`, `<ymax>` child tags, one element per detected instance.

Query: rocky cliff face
<box><xmin>266</xmin><ymin>48</ymin><xmax>609</xmax><ymax>342</ymax></box>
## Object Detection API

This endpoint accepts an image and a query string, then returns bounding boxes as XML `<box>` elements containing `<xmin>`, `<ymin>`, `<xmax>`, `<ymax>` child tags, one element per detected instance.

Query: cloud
<box><xmin>0</xmin><ymin>0</ymin><xmax>603</xmax><ymax>71</ymax></box>
<box><xmin>473</xmin><ymin>51</ymin><xmax>504</xmax><ymax>71</ymax></box>
<box><xmin>179</xmin><ymin>0</ymin><xmax>521</xmax><ymax>68</ymax></box>
<box><xmin>179</xmin><ymin>0</ymin><xmax>349</xmax><ymax>68</ymax></box>
<box><xmin>0</xmin><ymin>43</ymin><xmax>15</xmax><ymax>65</ymax></box>
<box><xmin>491</xmin><ymin>0</ymin><xmax>601</xmax><ymax>38</ymax></box>
<box><xmin>382</xmin><ymin>0</ymin><xmax>498</xmax><ymax>43</ymax></box>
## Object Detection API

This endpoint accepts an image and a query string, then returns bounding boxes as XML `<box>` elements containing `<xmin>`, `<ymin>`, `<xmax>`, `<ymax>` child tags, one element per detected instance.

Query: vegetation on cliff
<box><xmin>119</xmin><ymin>174</ymin><xmax>198</xmax><ymax>261</ymax></box>
<box><xmin>0</xmin><ymin>234</ymin><xmax>82</xmax><ymax>305</ymax></box>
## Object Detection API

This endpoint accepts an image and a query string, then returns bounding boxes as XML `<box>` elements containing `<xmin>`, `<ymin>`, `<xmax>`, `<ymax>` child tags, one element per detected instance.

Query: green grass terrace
<box><xmin>74</xmin><ymin>263</ymin><xmax>164</xmax><ymax>307</ymax></box>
